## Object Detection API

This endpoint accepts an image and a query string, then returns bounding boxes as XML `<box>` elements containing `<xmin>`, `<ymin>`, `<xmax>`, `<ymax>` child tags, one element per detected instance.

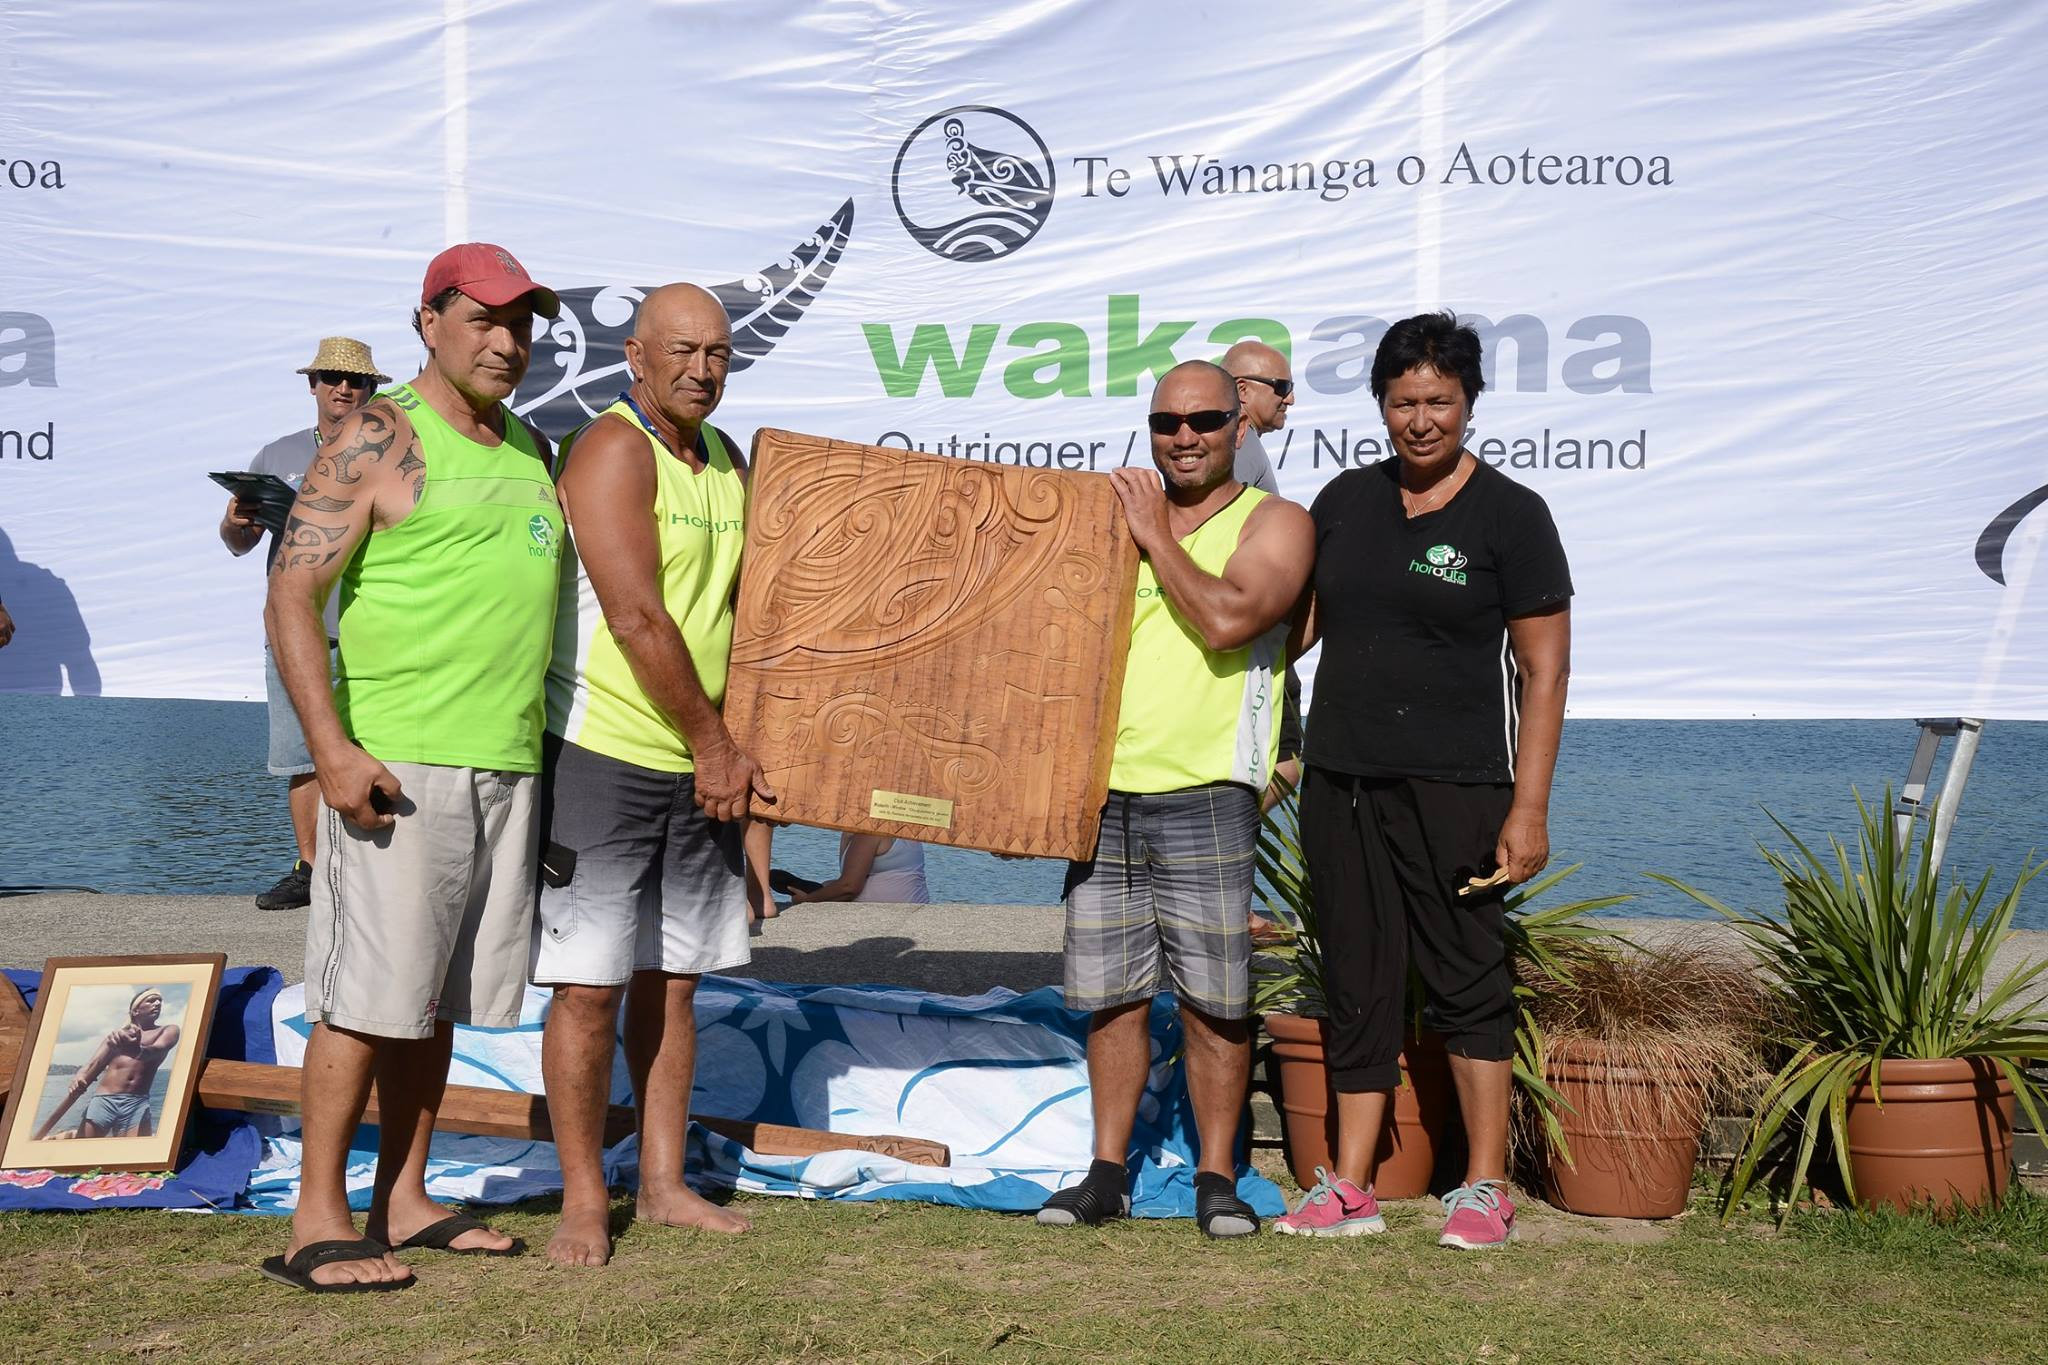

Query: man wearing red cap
<box><xmin>261</xmin><ymin>244</ymin><xmax>564</xmax><ymax>1293</ymax></box>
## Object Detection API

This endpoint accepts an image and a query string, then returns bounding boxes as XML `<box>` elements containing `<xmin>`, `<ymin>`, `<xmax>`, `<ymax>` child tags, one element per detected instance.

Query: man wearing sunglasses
<box><xmin>220</xmin><ymin>337</ymin><xmax>389</xmax><ymax>913</ymax></box>
<box><xmin>1221</xmin><ymin>341</ymin><xmax>1307</xmax><ymax>924</ymax></box>
<box><xmin>1039</xmin><ymin>360</ymin><xmax>1314</xmax><ymax>1240</ymax></box>
<box><xmin>1220</xmin><ymin>339</ymin><xmax>1296</xmax><ymax>495</ymax></box>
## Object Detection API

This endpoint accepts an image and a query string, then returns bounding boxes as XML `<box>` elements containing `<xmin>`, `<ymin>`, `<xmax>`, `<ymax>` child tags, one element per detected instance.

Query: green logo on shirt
<box><xmin>1411</xmin><ymin>542</ymin><xmax>1469</xmax><ymax>585</ymax></box>
<box><xmin>528</xmin><ymin>514</ymin><xmax>553</xmax><ymax>547</ymax></box>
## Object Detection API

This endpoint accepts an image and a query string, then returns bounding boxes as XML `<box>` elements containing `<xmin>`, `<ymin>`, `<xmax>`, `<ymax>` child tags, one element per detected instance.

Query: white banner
<box><xmin>3</xmin><ymin>0</ymin><xmax>2045</xmax><ymax>716</ymax></box>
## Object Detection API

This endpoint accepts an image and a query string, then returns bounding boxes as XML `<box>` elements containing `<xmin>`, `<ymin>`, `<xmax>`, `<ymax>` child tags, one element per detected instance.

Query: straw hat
<box><xmin>296</xmin><ymin>336</ymin><xmax>390</xmax><ymax>383</ymax></box>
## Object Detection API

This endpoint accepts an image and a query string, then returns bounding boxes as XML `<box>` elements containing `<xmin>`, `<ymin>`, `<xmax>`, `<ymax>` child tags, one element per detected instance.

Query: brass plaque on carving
<box><xmin>726</xmin><ymin>430</ymin><xmax>1138</xmax><ymax>861</ymax></box>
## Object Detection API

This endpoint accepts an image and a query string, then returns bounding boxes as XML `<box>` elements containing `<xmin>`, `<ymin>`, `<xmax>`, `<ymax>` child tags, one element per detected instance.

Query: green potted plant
<box><xmin>1522</xmin><ymin>937</ymin><xmax>1771</xmax><ymax>1218</ymax></box>
<box><xmin>1656</xmin><ymin>791</ymin><xmax>2048</xmax><ymax>1216</ymax></box>
<box><xmin>1252</xmin><ymin>786</ymin><xmax>1623</xmax><ymax>1197</ymax></box>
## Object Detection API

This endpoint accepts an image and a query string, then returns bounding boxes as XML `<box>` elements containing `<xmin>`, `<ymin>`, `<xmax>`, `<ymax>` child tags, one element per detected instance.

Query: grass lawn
<box><xmin>3</xmin><ymin>1160</ymin><xmax>2045</xmax><ymax>1364</ymax></box>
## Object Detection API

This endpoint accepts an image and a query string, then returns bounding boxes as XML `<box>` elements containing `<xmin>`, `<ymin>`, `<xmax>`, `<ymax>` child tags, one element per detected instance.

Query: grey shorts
<box><xmin>1061</xmin><ymin>783</ymin><xmax>1259</xmax><ymax>1020</ymax></box>
<box><xmin>264</xmin><ymin>645</ymin><xmax>314</xmax><ymax>777</ymax></box>
<box><xmin>530</xmin><ymin>735</ymin><xmax>751</xmax><ymax>987</ymax></box>
<box><xmin>305</xmin><ymin>762</ymin><xmax>539</xmax><ymax>1039</ymax></box>
<box><xmin>82</xmin><ymin>1091</ymin><xmax>153</xmax><ymax>1136</ymax></box>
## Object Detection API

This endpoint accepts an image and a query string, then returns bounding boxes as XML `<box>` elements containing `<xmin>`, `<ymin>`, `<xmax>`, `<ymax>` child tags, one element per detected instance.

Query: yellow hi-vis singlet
<box><xmin>1108</xmin><ymin>486</ymin><xmax>1286</xmax><ymax>794</ymax></box>
<box><xmin>544</xmin><ymin>400</ymin><xmax>747</xmax><ymax>772</ymax></box>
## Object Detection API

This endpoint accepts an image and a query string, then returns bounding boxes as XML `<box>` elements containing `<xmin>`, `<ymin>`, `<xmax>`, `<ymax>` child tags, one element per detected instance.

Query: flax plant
<box><xmin>1653</xmin><ymin>790</ymin><xmax>2048</xmax><ymax>1218</ymax></box>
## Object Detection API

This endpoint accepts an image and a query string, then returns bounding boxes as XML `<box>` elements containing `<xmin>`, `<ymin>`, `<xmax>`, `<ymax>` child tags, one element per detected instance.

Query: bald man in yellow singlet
<box><xmin>534</xmin><ymin>283</ymin><xmax>776</xmax><ymax>1267</ymax></box>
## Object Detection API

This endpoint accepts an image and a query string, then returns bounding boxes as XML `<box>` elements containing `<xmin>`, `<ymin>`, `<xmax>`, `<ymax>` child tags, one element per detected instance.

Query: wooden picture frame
<box><xmin>0</xmin><ymin>954</ymin><xmax>227</xmax><ymax>1174</ymax></box>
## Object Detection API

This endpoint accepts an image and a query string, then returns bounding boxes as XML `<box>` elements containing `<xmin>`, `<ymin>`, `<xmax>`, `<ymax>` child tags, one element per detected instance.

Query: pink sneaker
<box><xmin>1438</xmin><ymin>1180</ymin><xmax>1516</xmax><ymax>1249</ymax></box>
<box><xmin>1274</xmin><ymin>1167</ymin><xmax>1386</xmax><ymax>1238</ymax></box>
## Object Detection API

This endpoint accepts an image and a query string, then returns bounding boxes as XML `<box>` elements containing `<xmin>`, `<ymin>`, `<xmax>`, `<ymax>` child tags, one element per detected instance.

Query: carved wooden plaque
<box><xmin>726</xmin><ymin>430</ymin><xmax>1138</xmax><ymax>861</ymax></box>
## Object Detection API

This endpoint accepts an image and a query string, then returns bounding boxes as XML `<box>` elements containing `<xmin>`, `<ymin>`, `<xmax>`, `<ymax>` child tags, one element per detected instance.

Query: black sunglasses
<box><xmin>1238</xmin><ymin>374</ymin><xmax>1294</xmax><ymax>399</ymax></box>
<box><xmin>314</xmin><ymin>370</ymin><xmax>375</xmax><ymax>389</ymax></box>
<box><xmin>1147</xmin><ymin>409</ymin><xmax>1236</xmax><ymax>436</ymax></box>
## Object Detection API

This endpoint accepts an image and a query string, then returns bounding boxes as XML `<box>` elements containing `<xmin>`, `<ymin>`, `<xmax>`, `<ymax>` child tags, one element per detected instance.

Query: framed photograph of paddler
<box><xmin>0</xmin><ymin>954</ymin><xmax>226</xmax><ymax>1174</ymax></box>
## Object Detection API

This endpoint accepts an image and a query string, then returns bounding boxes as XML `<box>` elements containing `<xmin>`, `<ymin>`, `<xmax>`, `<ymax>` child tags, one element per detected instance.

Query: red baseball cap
<box><xmin>420</xmin><ymin>242</ymin><xmax>561</xmax><ymax>319</ymax></box>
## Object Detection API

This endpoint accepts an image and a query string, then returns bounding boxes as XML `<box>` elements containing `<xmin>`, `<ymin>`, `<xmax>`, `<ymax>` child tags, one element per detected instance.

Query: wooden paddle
<box><xmin>0</xmin><ymin>980</ymin><xmax>949</xmax><ymax>1167</ymax></box>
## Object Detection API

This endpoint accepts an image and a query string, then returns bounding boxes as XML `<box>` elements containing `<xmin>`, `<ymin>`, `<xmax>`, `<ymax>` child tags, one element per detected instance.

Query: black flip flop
<box><xmin>1195</xmin><ymin>1173</ymin><xmax>1261</xmax><ymax>1239</ymax></box>
<box><xmin>1036</xmin><ymin>1181</ymin><xmax>1131</xmax><ymax>1227</ymax></box>
<box><xmin>396</xmin><ymin>1211</ymin><xmax>526</xmax><ymax>1257</ymax></box>
<box><xmin>259</xmin><ymin>1238</ymin><xmax>414</xmax><ymax>1294</ymax></box>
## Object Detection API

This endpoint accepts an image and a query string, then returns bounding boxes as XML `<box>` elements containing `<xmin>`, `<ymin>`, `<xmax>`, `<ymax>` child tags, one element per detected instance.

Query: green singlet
<box><xmin>332</xmin><ymin>384</ymin><xmax>563</xmax><ymax>772</ymax></box>
<box><xmin>1109</xmin><ymin>486</ymin><xmax>1286</xmax><ymax>793</ymax></box>
<box><xmin>544</xmin><ymin>399</ymin><xmax>747</xmax><ymax>772</ymax></box>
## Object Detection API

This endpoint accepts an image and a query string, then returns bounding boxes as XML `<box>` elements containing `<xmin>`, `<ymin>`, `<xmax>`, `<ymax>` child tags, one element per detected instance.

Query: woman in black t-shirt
<box><xmin>1273</xmin><ymin>312</ymin><xmax>1572</xmax><ymax>1249</ymax></box>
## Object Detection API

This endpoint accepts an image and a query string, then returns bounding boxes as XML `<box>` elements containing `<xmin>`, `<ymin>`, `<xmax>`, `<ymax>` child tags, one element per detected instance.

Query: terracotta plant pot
<box><xmin>1263</xmin><ymin>1014</ymin><xmax>1453</xmax><ymax>1199</ymax></box>
<box><xmin>1843</xmin><ymin>1057</ymin><xmax>2016</xmax><ymax>1213</ymax></box>
<box><xmin>1540</xmin><ymin>1038</ymin><xmax>1704</xmax><ymax>1219</ymax></box>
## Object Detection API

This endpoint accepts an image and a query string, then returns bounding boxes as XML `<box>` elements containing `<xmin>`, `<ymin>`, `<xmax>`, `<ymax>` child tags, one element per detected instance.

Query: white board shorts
<box><xmin>305</xmin><ymin>762</ymin><xmax>539</xmax><ymax>1039</ymax></box>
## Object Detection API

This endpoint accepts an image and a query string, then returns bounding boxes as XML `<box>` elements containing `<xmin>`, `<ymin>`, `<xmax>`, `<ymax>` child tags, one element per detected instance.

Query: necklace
<box><xmin>1400</xmin><ymin>456</ymin><xmax>1467</xmax><ymax>518</ymax></box>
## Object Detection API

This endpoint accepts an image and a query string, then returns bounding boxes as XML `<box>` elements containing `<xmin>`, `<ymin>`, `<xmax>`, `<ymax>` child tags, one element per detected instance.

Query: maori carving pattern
<box><xmin>727</xmin><ymin>431</ymin><xmax>1137</xmax><ymax>861</ymax></box>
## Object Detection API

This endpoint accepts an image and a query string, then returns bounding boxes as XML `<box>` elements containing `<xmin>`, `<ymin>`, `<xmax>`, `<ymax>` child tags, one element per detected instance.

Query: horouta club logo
<box><xmin>1412</xmin><ymin>542</ymin><xmax>1469</xmax><ymax>585</ymax></box>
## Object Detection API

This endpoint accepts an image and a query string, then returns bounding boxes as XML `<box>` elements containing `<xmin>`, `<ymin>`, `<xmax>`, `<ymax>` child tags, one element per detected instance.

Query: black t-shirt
<box><xmin>1305</xmin><ymin>457</ymin><xmax>1572</xmax><ymax>783</ymax></box>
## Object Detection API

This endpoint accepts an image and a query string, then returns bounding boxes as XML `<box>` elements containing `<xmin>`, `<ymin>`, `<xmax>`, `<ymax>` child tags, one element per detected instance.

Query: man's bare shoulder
<box><xmin>558</xmin><ymin>413</ymin><xmax>657</xmax><ymax>513</ymax></box>
<box><xmin>314</xmin><ymin>399</ymin><xmax>419</xmax><ymax>488</ymax></box>
<box><xmin>563</xmin><ymin>410</ymin><xmax>653</xmax><ymax>467</ymax></box>
<box><xmin>1246</xmin><ymin>490</ymin><xmax>1315</xmax><ymax>542</ymax></box>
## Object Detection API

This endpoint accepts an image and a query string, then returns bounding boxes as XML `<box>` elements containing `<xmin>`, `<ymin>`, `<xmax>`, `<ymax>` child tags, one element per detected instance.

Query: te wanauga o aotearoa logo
<box><xmin>891</xmin><ymin>106</ymin><xmax>1055</xmax><ymax>262</ymax></box>
<box><xmin>513</xmin><ymin>199</ymin><xmax>855</xmax><ymax>438</ymax></box>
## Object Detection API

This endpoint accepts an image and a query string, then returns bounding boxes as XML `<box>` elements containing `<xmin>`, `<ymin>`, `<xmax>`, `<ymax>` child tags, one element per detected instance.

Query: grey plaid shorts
<box><xmin>1061</xmin><ymin>783</ymin><xmax>1259</xmax><ymax>1019</ymax></box>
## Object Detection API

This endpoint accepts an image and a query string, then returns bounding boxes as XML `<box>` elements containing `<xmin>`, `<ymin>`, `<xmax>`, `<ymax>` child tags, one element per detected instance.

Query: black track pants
<box><xmin>1299</xmin><ymin>765</ymin><xmax>1517</xmax><ymax>1092</ymax></box>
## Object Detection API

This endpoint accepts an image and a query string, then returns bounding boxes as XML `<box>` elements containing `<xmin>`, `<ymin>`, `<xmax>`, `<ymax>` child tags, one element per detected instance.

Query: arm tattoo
<box><xmin>397</xmin><ymin>444</ymin><xmax>426</xmax><ymax>506</ymax></box>
<box><xmin>330</xmin><ymin>410</ymin><xmax>397</xmax><ymax>484</ymax></box>
<box><xmin>267</xmin><ymin>513</ymin><xmax>352</xmax><ymax>576</ymax></box>
<box><xmin>299</xmin><ymin>493</ymin><xmax>355</xmax><ymax>512</ymax></box>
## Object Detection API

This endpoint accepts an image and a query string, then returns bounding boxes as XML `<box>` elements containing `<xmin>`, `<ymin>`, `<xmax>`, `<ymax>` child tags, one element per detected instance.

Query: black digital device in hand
<box><xmin>208</xmin><ymin>471</ymin><xmax>298</xmax><ymax>535</ymax></box>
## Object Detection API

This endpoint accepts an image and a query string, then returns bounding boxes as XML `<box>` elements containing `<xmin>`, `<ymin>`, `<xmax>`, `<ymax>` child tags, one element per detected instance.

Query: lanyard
<box><xmin>619</xmin><ymin>389</ymin><xmax>701</xmax><ymax>462</ymax></box>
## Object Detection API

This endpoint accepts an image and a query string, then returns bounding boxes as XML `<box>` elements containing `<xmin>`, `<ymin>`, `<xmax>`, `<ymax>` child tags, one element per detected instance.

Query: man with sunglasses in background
<box><xmin>1037</xmin><ymin>360</ymin><xmax>1313</xmax><ymax>1240</ymax></box>
<box><xmin>220</xmin><ymin>337</ymin><xmax>389</xmax><ymax>911</ymax></box>
<box><xmin>1220</xmin><ymin>340</ymin><xmax>1294</xmax><ymax>494</ymax></box>
<box><xmin>1221</xmin><ymin>341</ymin><xmax>1307</xmax><ymax>935</ymax></box>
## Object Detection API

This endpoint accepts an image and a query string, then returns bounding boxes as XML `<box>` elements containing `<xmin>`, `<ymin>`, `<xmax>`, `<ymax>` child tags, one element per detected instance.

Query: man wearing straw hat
<box><xmin>219</xmin><ymin>337</ymin><xmax>390</xmax><ymax>913</ymax></box>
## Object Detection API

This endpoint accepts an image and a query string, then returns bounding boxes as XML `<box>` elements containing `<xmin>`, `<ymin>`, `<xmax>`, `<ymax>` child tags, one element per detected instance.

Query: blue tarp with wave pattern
<box><xmin>246</xmin><ymin>976</ymin><xmax>1283</xmax><ymax>1220</ymax></box>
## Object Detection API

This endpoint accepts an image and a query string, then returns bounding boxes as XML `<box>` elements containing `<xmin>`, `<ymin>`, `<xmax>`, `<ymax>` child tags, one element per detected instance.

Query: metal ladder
<box><xmin>1892</xmin><ymin>718</ymin><xmax>1986</xmax><ymax>876</ymax></box>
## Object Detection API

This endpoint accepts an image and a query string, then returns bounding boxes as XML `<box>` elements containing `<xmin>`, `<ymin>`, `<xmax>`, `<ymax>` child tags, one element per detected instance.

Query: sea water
<box><xmin>1</xmin><ymin>696</ymin><xmax>2043</xmax><ymax>927</ymax></box>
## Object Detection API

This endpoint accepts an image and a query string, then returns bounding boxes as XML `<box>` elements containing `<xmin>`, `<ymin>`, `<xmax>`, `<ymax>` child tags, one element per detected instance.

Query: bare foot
<box><xmin>546</xmin><ymin>1203</ymin><xmax>614</xmax><ymax>1267</ymax></box>
<box><xmin>288</xmin><ymin>1213</ymin><xmax>414</xmax><ymax>1289</ymax></box>
<box><xmin>369</xmin><ymin>1195</ymin><xmax>517</xmax><ymax>1254</ymax></box>
<box><xmin>636</xmin><ymin>1184</ymin><xmax>752</xmax><ymax>1234</ymax></box>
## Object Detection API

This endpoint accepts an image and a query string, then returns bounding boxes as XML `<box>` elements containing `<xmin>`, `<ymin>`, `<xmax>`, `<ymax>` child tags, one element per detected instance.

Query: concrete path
<box><xmin>4</xmin><ymin>893</ymin><xmax>2042</xmax><ymax>994</ymax></box>
<box><xmin>0</xmin><ymin>894</ymin><xmax>1066</xmax><ymax>991</ymax></box>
